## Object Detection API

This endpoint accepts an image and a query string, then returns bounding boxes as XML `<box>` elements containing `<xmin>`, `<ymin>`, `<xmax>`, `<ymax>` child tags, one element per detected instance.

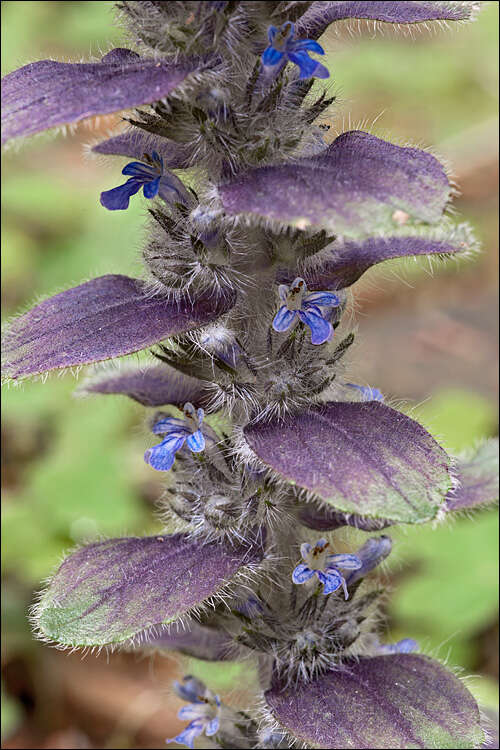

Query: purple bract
<box><xmin>2</xmin><ymin>275</ymin><xmax>235</xmax><ymax>379</ymax></box>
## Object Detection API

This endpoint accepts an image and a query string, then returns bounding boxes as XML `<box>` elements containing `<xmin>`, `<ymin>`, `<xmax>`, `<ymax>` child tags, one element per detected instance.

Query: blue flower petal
<box><xmin>394</xmin><ymin>638</ymin><xmax>419</xmax><ymax>653</ymax></box>
<box><xmin>145</xmin><ymin>434</ymin><xmax>186</xmax><ymax>471</ymax></box>
<box><xmin>187</xmin><ymin>430</ymin><xmax>205</xmax><ymax>453</ymax></box>
<box><xmin>300</xmin><ymin>542</ymin><xmax>312</xmax><ymax>559</ymax></box>
<box><xmin>317</xmin><ymin>569</ymin><xmax>344</xmax><ymax>596</ymax></box>
<box><xmin>326</xmin><ymin>553</ymin><xmax>362</xmax><ymax>571</ymax></box>
<box><xmin>310</xmin><ymin>60</ymin><xmax>330</xmax><ymax>80</ymax></box>
<box><xmin>152</xmin><ymin>417</ymin><xmax>187</xmax><ymax>434</ymax></box>
<box><xmin>290</xmin><ymin>39</ymin><xmax>325</xmax><ymax>55</ymax></box>
<box><xmin>278</xmin><ymin>284</ymin><xmax>289</xmax><ymax>302</ymax></box>
<box><xmin>158</xmin><ymin>174</ymin><xmax>191</xmax><ymax>206</ymax></box>
<box><xmin>167</xmin><ymin>720</ymin><xmax>204</xmax><ymax>749</ymax></box>
<box><xmin>151</xmin><ymin>150</ymin><xmax>163</xmax><ymax>170</ymax></box>
<box><xmin>206</xmin><ymin>718</ymin><xmax>220</xmax><ymax>737</ymax></box>
<box><xmin>298</xmin><ymin>307</ymin><xmax>332</xmax><ymax>345</ymax></box>
<box><xmin>288</xmin><ymin>51</ymin><xmax>329</xmax><ymax>80</ymax></box>
<box><xmin>303</xmin><ymin>291</ymin><xmax>340</xmax><ymax>307</ymax></box>
<box><xmin>197</xmin><ymin>408</ymin><xmax>204</xmax><ymax>424</ymax></box>
<box><xmin>144</xmin><ymin>447</ymin><xmax>175</xmax><ymax>472</ymax></box>
<box><xmin>313</xmin><ymin>538</ymin><xmax>328</xmax><ymax>549</ymax></box>
<box><xmin>292</xmin><ymin>563</ymin><xmax>315</xmax><ymax>584</ymax></box>
<box><xmin>173</xmin><ymin>677</ymin><xmax>206</xmax><ymax>704</ymax></box>
<box><xmin>100</xmin><ymin>178</ymin><xmax>143</xmax><ymax>211</ymax></box>
<box><xmin>178</xmin><ymin>705</ymin><xmax>201</xmax><ymax>721</ymax></box>
<box><xmin>262</xmin><ymin>46</ymin><xmax>285</xmax><ymax>67</ymax></box>
<box><xmin>122</xmin><ymin>161</ymin><xmax>156</xmax><ymax>178</ymax></box>
<box><xmin>346</xmin><ymin>383</ymin><xmax>384</xmax><ymax>402</ymax></box>
<box><xmin>143</xmin><ymin>175</ymin><xmax>160</xmax><ymax>199</ymax></box>
<box><xmin>272</xmin><ymin>305</ymin><xmax>297</xmax><ymax>332</ymax></box>
<box><xmin>267</xmin><ymin>25</ymin><xmax>279</xmax><ymax>44</ymax></box>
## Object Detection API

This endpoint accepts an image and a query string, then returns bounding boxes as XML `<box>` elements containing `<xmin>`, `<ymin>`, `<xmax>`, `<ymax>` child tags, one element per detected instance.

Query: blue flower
<box><xmin>376</xmin><ymin>638</ymin><xmax>419</xmax><ymax>655</ymax></box>
<box><xmin>144</xmin><ymin>403</ymin><xmax>206</xmax><ymax>472</ymax></box>
<box><xmin>100</xmin><ymin>150</ymin><xmax>190</xmax><ymax>211</ymax></box>
<box><xmin>292</xmin><ymin>538</ymin><xmax>362</xmax><ymax>598</ymax></box>
<box><xmin>262</xmin><ymin>21</ymin><xmax>329</xmax><ymax>80</ymax></box>
<box><xmin>346</xmin><ymin>383</ymin><xmax>384</xmax><ymax>402</ymax></box>
<box><xmin>168</xmin><ymin>676</ymin><xmax>221</xmax><ymax>749</ymax></box>
<box><xmin>272</xmin><ymin>277</ymin><xmax>340</xmax><ymax>345</ymax></box>
<box><xmin>344</xmin><ymin>535</ymin><xmax>392</xmax><ymax>587</ymax></box>
<box><xmin>173</xmin><ymin>676</ymin><xmax>208</xmax><ymax>704</ymax></box>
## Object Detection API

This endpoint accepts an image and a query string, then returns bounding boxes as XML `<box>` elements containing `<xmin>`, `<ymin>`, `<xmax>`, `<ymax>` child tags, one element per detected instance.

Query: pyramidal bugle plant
<box><xmin>2</xmin><ymin>2</ymin><xmax>499</xmax><ymax>748</ymax></box>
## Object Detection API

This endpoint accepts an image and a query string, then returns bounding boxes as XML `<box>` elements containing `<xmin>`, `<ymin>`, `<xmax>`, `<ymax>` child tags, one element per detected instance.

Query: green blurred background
<box><xmin>1</xmin><ymin>2</ymin><xmax>498</xmax><ymax>748</ymax></box>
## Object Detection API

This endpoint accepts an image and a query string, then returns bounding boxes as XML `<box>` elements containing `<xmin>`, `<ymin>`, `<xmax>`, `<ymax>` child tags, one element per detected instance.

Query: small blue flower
<box><xmin>168</xmin><ymin>676</ymin><xmax>221</xmax><ymax>749</ymax></box>
<box><xmin>100</xmin><ymin>150</ymin><xmax>190</xmax><ymax>211</ymax></box>
<box><xmin>173</xmin><ymin>676</ymin><xmax>208</xmax><ymax>704</ymax></box>
<box><xmin>346</xmin><ymin>383</ymin><xmax>384</xmax><ymax>402</ymax></box>
<box><xmin>144</xmin><ymin>403</ymin><xmax>206</xmax><ymax>472</ymax></box>
<box><xmin>292</xmin><ymin>538</ymin><xmax>362</xmax><ymax>598</ymax></box>
<box><xmin>377</xmin><ymin>638</ymin><xmax>419</xmax><ymax>655</ymax></box>
<box><xmin>344</xmin><ymin>535</ymin><xmax>392</xmax><ymax>587</ymax></box>
<box><xmin>272</xmin><ymin>277</ymin><xmax>340</xmax><ymax>345</ymax></box>
<box><xmin>262</xmin><ymin>21</ymin><xmax>329</xmax><ymax>80</ymax></box>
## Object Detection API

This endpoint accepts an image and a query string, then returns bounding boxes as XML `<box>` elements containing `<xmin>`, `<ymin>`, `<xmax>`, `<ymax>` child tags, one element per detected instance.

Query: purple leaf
<box><xmin>36</xmin><ymin>534</ymin><xmax>263</xmax><ymax>647</ymax></box>
<box><xmin>244</xmin><ymin>402</ymin><xmax>451</xmax><ymax>523</ymax></box>
<box><xmin>296</xmin><ymin>2</ymin><xmax>479</xmax><ymax>40</ymax></box>
<box><xmin>139</xmin><ymin>621</ymin><xmax>234</xmax><ymax>661</ymax></box>
<box><xmin>219</xmin><ymin>131</ymin><xmax>451</xmax><ymax>234</ymax></box>
<box><xmin>265</xmin><ymin>654</ymin><xmax>483</xmax><ymax>749</ymax></box>
<box><xmin>297</xmin><ymin>504</ymin><xmax>393</xmax><ymax>531</ymax></box>
<box><xmin>80</xmin><ymin>364</ymin><xmax>209</xmax><ymax>408</ymax></box>
<box><xmin>91</xmin><ymin>129</ymin><xmax>192</xmax><ymax>170</ymax></box>
<box><xmin>2</xmin><ymin>275</ymin><xmax>235</xmax><ymax>380</ymax></box>
<box><xmin>277</xmin><ymin>225</ymin><xmax>475</xmax><ymax>291</ymax></box>
<box><xmin>445</xmin><ymin>439</ymin><xmax>499</xmax><ymax>511</ymax></box>
<box><xmin>1</xmin><ymin>49</ymin><xmax>202</xmax><ymax>144</ymax></box>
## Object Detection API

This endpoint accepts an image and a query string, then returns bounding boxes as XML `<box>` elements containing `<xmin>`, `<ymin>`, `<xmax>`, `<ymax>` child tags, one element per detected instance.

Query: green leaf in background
<box><xmin>1</xmin><ymin>682</ymin><xmax>23</xmax><ymax>742</ymax></box>
<box><xmin>2</xmin><ymin>378</ymin><xmax>155</xmax><ymax>585</ymax></box>
<box><xmin>390</xmin><ymin>389</ymin><xmax>498</xmax><ymax>693</ymax></box>
<box><xmin>186</xmin><ymin>658</ymin><xmax>259</xmax><ymax>695</ymax></box>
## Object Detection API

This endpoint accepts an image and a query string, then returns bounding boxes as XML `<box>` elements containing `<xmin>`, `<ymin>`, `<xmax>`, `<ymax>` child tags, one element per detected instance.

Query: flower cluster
<box><xmin>2</xmin><ymin>2</ymin><xmax>494</xmax><ymax>750</ymax></box>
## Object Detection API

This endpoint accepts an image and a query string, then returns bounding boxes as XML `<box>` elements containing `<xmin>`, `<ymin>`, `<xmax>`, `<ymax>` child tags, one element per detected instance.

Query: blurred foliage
<box><xmin>1</xmin><ymin>0</ymin><xmax>498</xmax><ymax>746</ymax></box>
<box><xmin>395</xmin><ymin>391</ymin><xmax>498</xmax><ymax>690</ymax></box>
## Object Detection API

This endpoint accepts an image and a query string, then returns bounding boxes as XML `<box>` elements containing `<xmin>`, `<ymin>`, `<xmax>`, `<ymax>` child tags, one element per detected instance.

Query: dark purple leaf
<box><xmin>80</xmin><ymin>364</ymin><xmax>209</xmax><ymax>408</ymax></box>
<box><xmin>277</xmin><ymin>225</ymin><xmax>474</xmax><ymax>291</ymax></box>
<box><xmin>2</xmin><ymin>275</ymin><xmax>235</xmax><ymax>380</ymax></box>
<box><xmin>91</xmin><ymin>129</ymin><xmax>192</xmax><ymax>169</ymax></box>
<box><xmin>265</xmin><ymin>654</ymin><xmax>483</xmax><ymax>749</ymax></box>
<box><xmin>445</xmin><ymin>439</ymin><xmax>499</xmax><ymax>511</ymax></box>
<box><xmin>244</xmin><ymin>401</ymin><xmax>451</xmax><ymax>523</ymax></box>
<box><xmin>219</xmin><ymin>131</ymin><xmax>450</xmax><ymax>234</ymax></box>
<box><xmin>296</xmin><ymin>2</ymin><xmax>479</xmax><ymax>40</ymax></box>
<box><xmin>139</xmin><ymin>621</ymin><xmax>234</xmax><ymax>661</ymax></box>
<box><xmin>36</xmin><ymin>534</ymin><xmax>263</xmax><ymax>647</ymax></box>
<box><xmin>1</xmin><ymin>49</ymin><xmax>202</xmax><ymax>144</ymax></box>
<box><xmin>297</xmin><ymin>504</ymin><xmax>393</xmax><ymax>531</ymax></box>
